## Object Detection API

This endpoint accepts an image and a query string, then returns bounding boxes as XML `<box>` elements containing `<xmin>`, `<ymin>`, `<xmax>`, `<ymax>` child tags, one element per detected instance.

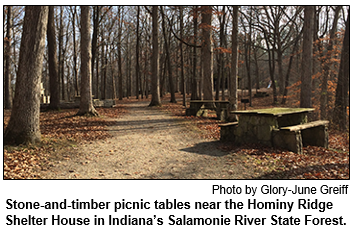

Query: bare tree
<box><xmin>201</xmin><ymin>6</ymin><xmax>214</xmax><ymax>102</ymax></box>
<box><xmin>228</xmin><ymin>6</ymin><xmax>239</xmax><ymax>122</ymax></box>
<box><xmin>70</xmin><ymin>6</ymin><xmax>79</xmax><ymax>96</ymax></box>
<box><xmin>77</xmin><ymin>6</ymin><xmax>98</xmax><ymax>116</ymax></box>
<box><xmin>136</xmin><ymin>6</ymin><xmax>141</xmax><ymax>99</ymax></box>
<box><xmin>4</xmin><ymin>6</ymin><xmax>13</xmax><ymax>109</ymax></box>
<box><xmin>149</xmin><ymin>6</ymin><xmax>161</xmax><ymax>106</ymax></box>
<box><xmin>300</xmin><ymin>6</ymin><xmax>314</xmax><ymax>108</ymax></box>
<box><xmin>320</xmin><ymin>6</ymin><xmax>341</xmax><ymax>119</ymax></box>
<box><xmin>191</xmin><ymin>6</ymin><xmax>200</xmax><ymax>100</ymax></box>
<box><xmin>117</xmin><ymin>6</ymin><xmax>123</xmax><ymax>100</ymax></box>
<box><xmin>160</xmin><ymin>6</ymin><xmax>176</xmax><ymax>103</ymax></box>
<box><xmin>179</xmin><ymin>6</ymin><xmax>186</xmax><ymax>106</ymax></box>
<box><xmin>333</xmin><ymin>9</ymin><xmax>349</xmax><ymax>131</ymax></box>
<box><xmin>47</xmin><ymin>6</ymin><xmax>60</xmax><ymax>110</ymax></box>
<box><xmin>58</xmin><ymin>6</ymin><xmax>65</xmax><ymax>100</ymax></box>
<box><xmin>4</xmin><ymin>6</ymin><xmax>48</xmax><ymax>145</ymax></box>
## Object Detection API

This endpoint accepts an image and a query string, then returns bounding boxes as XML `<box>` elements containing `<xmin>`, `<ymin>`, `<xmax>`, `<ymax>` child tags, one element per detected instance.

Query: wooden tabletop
<box><xmin>189</xmin><ymin>100</ymin><xmax>229</xmax><ymax>103</ymax></box>
<box><xmin>230</xmin><ymin>107</ymin><xmax>315</xmax><ymax>116</ymax></box>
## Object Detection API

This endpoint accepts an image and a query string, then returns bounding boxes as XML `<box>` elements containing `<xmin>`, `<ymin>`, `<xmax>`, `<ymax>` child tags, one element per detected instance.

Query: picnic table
<box><xmin>220</xmin><ymin>108</ymin><xmax>328</xmax><ymax>154</ymax></box>
<box><xmin>186</xmin><ymin>100</ymin><xmax>229</xmax><ymax>121</ymax></box>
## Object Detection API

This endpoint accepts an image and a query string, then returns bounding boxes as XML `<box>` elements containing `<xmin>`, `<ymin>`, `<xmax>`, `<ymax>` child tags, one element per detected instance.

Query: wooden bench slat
<box><xmin>219</xmin><ymin>122</ymin><xmax>238</xmax><ymax>127</ymax></box>
<box><xmin>280</xmin><ymin>120</ymin><xmax>329</xmax><ymax>131</ymax></box>
<box><xmin>189</xmin><ymin>100</ymin><xmax>229</xmax><ymax>103</ymax></box>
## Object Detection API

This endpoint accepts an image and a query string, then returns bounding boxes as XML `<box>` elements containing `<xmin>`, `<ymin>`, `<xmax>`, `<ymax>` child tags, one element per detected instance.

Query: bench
<box><xmin>272</xmin><ymin>120</ymin><xmax>329</xmax><ymax>154</ymax></box>
<box><xmin>219</xmin><ymin>122</ymin><xmax>239</xmax><ymax>142</ymax></box>
<box><xmin>254</xmin><ymin>92</ymin><xmax>269</xmax><ymax>98</ymax></box>
<box><xmin>186</xmin><ymin>100</ymin><xmax>229</xmax><ymax>121</ymax></box>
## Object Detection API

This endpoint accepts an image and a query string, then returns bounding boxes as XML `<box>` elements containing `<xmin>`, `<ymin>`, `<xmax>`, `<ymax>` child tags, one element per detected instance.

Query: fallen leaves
<box><xmin>4</xmin><ymin>144</ymin><xmax>49</xmax><ymax>179</ymax></box>
<box><xmin>161</xmin><ymin>94</ymin><xmax>349</xmax><ymax>180</ymax></box>
<box><xmin>3</xmin><ymin>106</ymin><xmax>126</xmax><ymax>179</ymax></box>
<box><xmin>236</xmin><ymin>143</ymin><xmax>349</xmax><ymax>179</ymax></box>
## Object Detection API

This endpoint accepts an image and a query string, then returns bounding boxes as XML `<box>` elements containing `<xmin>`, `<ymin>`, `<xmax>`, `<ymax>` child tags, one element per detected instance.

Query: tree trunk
<box><xmin>191</xmin><ymin>6</ymin><xmax>199</xmax><ymax>100</ymax></box>
<box><xmin>201</xmin><ymin>6</ymin><xmax>214</xmax><ymax>102</ymax></box>
<box><xmin>282</xmin><ymin>32</ymin><xmax>301</xmax><ymax>104</ymax></box>
<box><xmin>77</xmin><ymin>6</ymin><xmax>98</xmax><ymax>116</ymax></box>
<box><xmin>180</xmin><ymin>6</ymin><xmax>186</xmax><ymax>106</ymax></box>
<box><xmin>300</xmin><ymin>6</ymin><xmax>314</xmax><ymax>108</ymax></box>
<box><xmin>111</xmin><ymin>44</ymin><xmax>117</xmax><ymax>100</ymax></box>
<box><xmin>135</xmin><ymin>6</ymin><xmax>140</xmax><ymax>99</ymax></box>
<box><xmin>320</xmin><ymin>6</ymin><xmax>341</xmax><ymax>119</ymax></box>
<box><xmin>71</xmin><ymin>6</ymin><xmax>79</xmax><ymax>97</ymax></box>
<box><xmin>92</xmin><ymin>6</ymin><xmax>100</xmax><ymax>98</ymax></box>
<box><xmin>117</xmin><ymin>7</ymin><xmax>123</xmax><ymax>100</ymax></box>
<box><xmin>160</xmin><ymin>6</ymin><xmax>176</xmax><ymax>103</ymax></box>
<box><xmin>4</xmin><ymin>6</ymin><xmax>13</xmax><ymax>109</ymax></box>
<box><xmin>333</xmin><ymin>10</ymin><xmax>349</xmax><ymax>131</ymax></box>
<box><xmin>160</xmin><ymin>51</ymin><xmax>167</xmax><ymax>97</ymax></box>
<box><xmin>149</xmin><ymin>6</ymin><xmax>161</xmax><ymax>106</ymax></box>
<box><xmin>276</xmin><ymin>34</ymin><xmax>285</xmax><ymax>97</ymax></box>
<box><xmin>47</xmin><ymin>6</ymin><xmax>60</xmax><ymax>110</ymax></box>
<box><xmin>95</xmin><ymin>36</ymin><xmax>100</xmax><ymax>99</ymax></box>
<box><xmin>228</xmin><ymin>6</ymin><xmax>239</xmax><ymax>122</ymax></box>
<box><xmin>58</xmin><ymin>6</ymin><xmax>65</xmax><ymax>101</ymax></box>
<box><xmin>215</xmin><ymin>6</ymin><xmax>226</xmax><ymax>101</ymax></box>
<box><xmin>253</xmin><ymin>46</ymin><xmax>260</xmax><ymax>91</ymax></box>
<box><xmin>245</xmin><ymin>33</ymin><xmax>252</xmax><ymax>107</ymax></box>
<box><xmin>101</xmin><ymin>43</ymin><xmax>107</xmax><ymax>100</ymax></box>
<box><xmin>126</xmin><ymin>30</ymin><xmax>132</xmax><ymax>98</ymax></box>
<box><xmin>4</xmin><ymin>6</ymin><xmax>48</xmax><ymax>145</ymax></box>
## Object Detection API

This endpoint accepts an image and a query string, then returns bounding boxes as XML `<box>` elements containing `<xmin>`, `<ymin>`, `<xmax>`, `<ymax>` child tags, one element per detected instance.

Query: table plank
<box><xmin>230</xmin><ymin>107</ymin><xmax>314</xmax><ymax>116</ymax></box>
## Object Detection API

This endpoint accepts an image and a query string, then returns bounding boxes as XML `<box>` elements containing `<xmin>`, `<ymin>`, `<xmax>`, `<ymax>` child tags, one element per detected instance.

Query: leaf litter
<box><xmin>3</xmin><ymin>106</ymin><xmax>126</xmax><ymax>179</ymax></box>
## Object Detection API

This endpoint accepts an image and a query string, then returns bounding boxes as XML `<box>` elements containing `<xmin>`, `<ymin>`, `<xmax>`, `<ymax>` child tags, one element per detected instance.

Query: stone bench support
<box><xmin>219</xmin><ymin>122</ymin><xmax>238</xmax><ymax>142</ymax></box>
<box><xmin>272</xmin><ymin>120</ymin><xmax>329</xmax><ymax>154</ymax></box>
<box><xmin>186</xmin><ymin>100</ymin><xmax>229</xmax><ymax>121</ymax></box>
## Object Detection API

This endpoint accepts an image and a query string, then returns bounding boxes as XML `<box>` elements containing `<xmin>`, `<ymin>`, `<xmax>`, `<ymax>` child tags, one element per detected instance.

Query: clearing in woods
<box><xmin>40</xmin><ymin>101</ymin><xmax>253</xmax><ymax>179</ymax></box>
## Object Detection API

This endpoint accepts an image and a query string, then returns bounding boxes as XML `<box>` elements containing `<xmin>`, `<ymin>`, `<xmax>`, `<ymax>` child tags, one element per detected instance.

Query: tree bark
<box><xmin>320</xmin><ymin>6</ymin><xmax>341</xmax><ymax>119</ymax></box>
<box><xmin>92</xmin><ymin>6</ymin><xmax>100</xmax><ymax>98</ymax></box>
<box><xmin>215</xmin><ymin>6</ymin><xmax>226</xmax><ymax>101</ymax></box>
<box><xmin>126</xmin><ymin>28</ymin><xmax>132</xmax><ymax>98</ymax></box>
<box><xmin>77</xmin><ymin>6</ymin><xmax>98</xmax><ymax>116</ymax></box>
<box><xmin>135</xmin><ymin>6</ymin><xmax>140</xmax><ymax>99</ymax></box>
<box><xmin>228</xmin><ymin>6</ymin><xmax>239</xmax><ymax>122</ymax></box>
<box><xmin>71</xmin><ymin>6</ymin><xmax>79</xmax><ymax>96</ymax></box>
<box><xmin>282</xmin><ymin>32</ymin><xmax>301</xmax><ymax>104</ymax></box>
<box><xmin>4</xmin><ymin>6</ymin><xmax>48</xmax><ymax>145</ymax></box>
<box><xmin>201</xmin><ymin>6</ymin><xmax>214</xmax><ymax>102</ymax></box>
<box><xmin>333</xmin><ymin>9</ymin><xmax>349</xmax><ymax>131</ymax></box>
<box><xmin>117</xmin><ymin>7</ymin><xmax>123</xmax><ymax>100</ymax></box>
<box><xmin>191</xmin><ymin>6</ymin><xmax>199</xmax><ymax>100</ymax></box>
<box><xmin>149</xmin><ymin>6</ymin><xmax>161</xmax><ymax>106</ymax></box>
<box><xmin>300</xmin><ymin>6</ymin><xmax>314</xmax><ymax>108</ymax></box>
<box><xmin>58</xmin><ymin>6</ymin><xmax>65</xmax><ymax>101</ymax></box>
<box><xmin>180</xmin><ymin>6</ymin><xmax>186</xmax><ymax>106</ymax></box>
<box><xmin>4</xmin><ymin>6</ymin><xmax>13</xmax><ymax>109</ymax></box>
<box><xmin>47</xmin><ymin>6</ymin><xmax>60</xmax><ymax>110</ymax></box>
<box><xmin>160</xmin><ymin>6</ymin><xmax>176</xmax><ymax>103</ymax></box>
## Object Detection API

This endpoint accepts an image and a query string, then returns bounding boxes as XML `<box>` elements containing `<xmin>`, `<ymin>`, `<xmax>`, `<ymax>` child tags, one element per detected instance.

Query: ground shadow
<box><xmin>108</xmin><ymin>117</ymin><xmax>187</xmax><ymax>133</ymax></box>
<box><xmin>180</xmin><ymin>140</ymin><xmax>229</xmax><ymax>157</ymax></box>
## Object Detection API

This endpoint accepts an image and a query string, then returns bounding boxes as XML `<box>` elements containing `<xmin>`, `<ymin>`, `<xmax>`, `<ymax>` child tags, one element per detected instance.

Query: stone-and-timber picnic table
<box><xmin>186</xmin><ymin>100</ymin><xmax>229</xmax><ymax>121</ymax></box>
<box><xmin>221</xmin><ymin>108</ymin><xmax>329</xmax><ymax>154</ymax></box>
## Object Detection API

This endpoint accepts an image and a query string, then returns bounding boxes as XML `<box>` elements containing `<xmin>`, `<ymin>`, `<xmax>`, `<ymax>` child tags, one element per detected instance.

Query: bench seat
<box><xmin>273</xmin><ymin>120</ymin><xmax>329</xmax><ymax>154</ymax></box>
<box><xmin>186</xmin><ymin>100</ymin><xmax>229</xmax><ymax>121</ymax></box>
<box><xmin>280</xmin><ymin>120</ymin><xmax>329</xmax><ymax>131</ymax></box>
<box><xmin>219</xmin><ymin>122</ymin><xmax>238</xmax><ymax>142</ymax></box>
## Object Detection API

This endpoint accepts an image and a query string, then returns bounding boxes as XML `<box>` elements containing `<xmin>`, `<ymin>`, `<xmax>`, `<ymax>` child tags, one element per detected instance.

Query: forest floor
<box><xmin>3</xmin><ymin>92</ymin><xmax>349</xmax><ymax>179</ymax></box>
<box><xmin>35</xmin><ymin>100</ymin><xmax>256</xmax><ymax>179</ymax></box>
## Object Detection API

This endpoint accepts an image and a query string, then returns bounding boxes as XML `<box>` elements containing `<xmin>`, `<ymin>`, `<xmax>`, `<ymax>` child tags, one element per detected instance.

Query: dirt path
<box><xmin>41</xmin><ymin>101</ymin><xmax>253</xmax><ymax>179</ymax></box>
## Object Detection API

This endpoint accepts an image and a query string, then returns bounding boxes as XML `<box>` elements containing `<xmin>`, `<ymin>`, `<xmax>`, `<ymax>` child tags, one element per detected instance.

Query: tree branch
<box><xmin>164</xmin><ymin>13</ymin><xmax>201</xmax><ymax>48</ymax></box>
